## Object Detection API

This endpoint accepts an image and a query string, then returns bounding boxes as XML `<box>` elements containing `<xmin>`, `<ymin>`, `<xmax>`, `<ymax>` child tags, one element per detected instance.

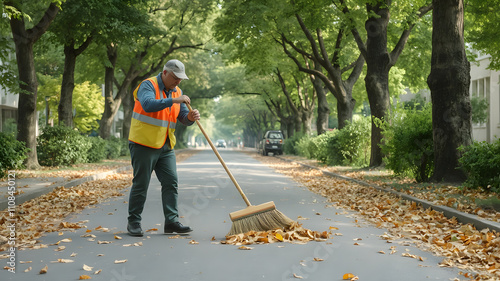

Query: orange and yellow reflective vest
<box><xmin>128</xmin><ymin>76</ymin><xmax>181</xmax><ymax>149</ymax></box>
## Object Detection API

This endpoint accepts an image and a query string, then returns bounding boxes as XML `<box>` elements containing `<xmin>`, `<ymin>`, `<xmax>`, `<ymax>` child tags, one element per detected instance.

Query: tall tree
<box><xmin>427</xmin><ymin>0</ymin><xmax>471</xmax><ymax>182</ymax></box>
<box><xmin>339</xmin><ymin>0</ymin><xmax>433</xmax><ymax>166</ymax></box>
<box><xmin>100</xmin><ymin>0</ymin><xmax>214</xmax><ymax>139</ymax></box>
<box><xmin>49</xmin><ymin>0</ymin><xmax>117</xmax><ymax>127</ymax></box>
<box><xmin>277</xmin><ymin>15</ymin><xmax>364</xmax><ymax>130</ymax></box>
<box><xmin>6</xmin><ymin>0</ymin><xmax>61</xmax><ymax>169</ymax></box>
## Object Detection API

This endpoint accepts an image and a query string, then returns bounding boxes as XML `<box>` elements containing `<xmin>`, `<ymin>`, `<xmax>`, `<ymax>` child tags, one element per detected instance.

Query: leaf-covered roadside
<box><xmin>0</xmin><ymin>150</ymin><xmax>198</xmax><ymax>252</ymax></box>
<box><xmin>254</xmin><ymin>154</ymin><xmax>500</xmax><ymax>280</ymax></box>
<box><xmin>0</xmin><ymin>172</ymin><xmax>132</xmax><ymax>252</ymax></box>
<box><xmin>281</xmin><ymin>155</ymin><xmax>500</xmax><ymax>223</ymax></box>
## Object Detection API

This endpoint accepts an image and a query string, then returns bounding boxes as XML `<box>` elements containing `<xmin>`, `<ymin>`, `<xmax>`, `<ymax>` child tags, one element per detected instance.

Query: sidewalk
<box><xmin>0</xmin><ymin>148</ymin><xmax>198</xmax><ymax>212</ymax></box>
<box><xmin>0</xmin><ymin>165</ymin><xmax>132</xmax><ymax>211</ymax></box>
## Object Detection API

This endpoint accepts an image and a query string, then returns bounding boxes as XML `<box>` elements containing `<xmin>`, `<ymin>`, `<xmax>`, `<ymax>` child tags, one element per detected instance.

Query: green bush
<box><xmin>0</xmin><ymin>132</ymin><xmax>29</xmax><ymax>178</ymax></box>
<box><xmin>120</xmin><ymin>138</ymin><xmax>130</xmax><ymax>156</ymax></box>
<box><xmin>331</xmin><ymin>118</ymin><xmax>370</xmax><ymax>166</ymax></box>
<box><xmin>87</xmin><ymin>136</ymin><xmax>107</xmax><ymax>163</ymax></box>
<box><xmin>105</xmin><ymin>136</ymin><xmax>122</xmax><ymax>159</ymax></box>
<box><xmin>283</xmin><ymin>132</ymin><xmax>306</xmax><ymax>155</ymax></box>
<box><xmin>37</xmin><ymin>125</ymin><xmax>91</xmax><ymax>166</ymax></box>
<box><xmin>295</xmin><ymin>134</ymin><xmax>313</xmax><ymax>158</ymax></box>
<box><xmin>295</xmin><ymin>118</ymin><xmax>370</xmax><ymax>166</ymax></box>
<box><xmin>459</xmin><ymin>140</ymin><xmax>500</xmax><ymax>192</ymax></box>
<box><xmin>380</xmin><ymin>104</ymin><xmax>434</xmax><ymax>182</ymax></box>
<box><xmin>310</xmin><ymin>131</ymin><xmax>334</xmax><ymax>163</ymax></box>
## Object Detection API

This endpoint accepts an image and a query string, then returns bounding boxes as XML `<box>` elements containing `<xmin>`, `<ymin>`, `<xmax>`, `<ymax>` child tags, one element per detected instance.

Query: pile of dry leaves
<box><xmin>255</xmin><ymin>154</ymin><xmax>500</xmax><ymax>280</ymax></box>
<box><xmin>222</xmin><ymin>221</ymin><xmax>330</xmax><ymax>246</ymax></box>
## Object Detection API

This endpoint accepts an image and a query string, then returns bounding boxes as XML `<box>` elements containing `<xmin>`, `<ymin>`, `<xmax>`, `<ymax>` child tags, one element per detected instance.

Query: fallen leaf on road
<box><xmin>402</xmin><ymin>252</ymin><xmax>424</xmax><ymax>261</ymax></box>
<box><xmin>293</xmin><ymin>273</ymin><xmax>303</xmax><ymax>279</ymax></box>
<box><xmin>24</xmin><ymin>267</ymin><xmax>32</xmax><ymax>272</ymax></box>
<box><xmin>114</xmin><ymin>260</ymin><xmax>127</xmax><ymax>264</ymax></box>
<box><xmin>94</xmin><ymin>269</ymin><xmax>102</xmax><ymax>275</ymax></box>
<box><xmin>146</xmin><ymin>228</ymin><xmax>158</xmax><ymax>232</ymax></box>
<box><xmin>275</xmin><ymin>233</ymin><xmax>284</xmax><ymax>242</ymax></box>
<box><xmin>79</xmin><ymin>275</ymin><xmax>92</xmax><ymax>279</ymax></box>
<box><xmin>114</xmin><ymin>235</ymin><xmax>122</xmax><ymax>240</ymax></box>
<box><xmin>52</xmin><ymin>259</ymin><xmax>74</xmax><ymax>263</ymax></box>
<box><xmin>39</xmin><ymin>265</ymin><xmax>48</xmax><ymax>274</ymax></box>
<box><xmin>238</xmin><ymin>246</ymin><xmax>253</xmax><ymax>250</ymax></box>
<box><xmin>95</xmin><ymin>226</ymin><xmax>109</xmax><ymax>232</ymax></box>
<box><xmin>189</xmin><ymin>240</ymin><xmax>199</xmax><ymax>244</ymax></box>
<box><xmin>313</xmin><ymin>257</ymin><xmax>324</xmax><ymax>261</ymax></box>
<box><xmin>123</xmin><ymin>242</ymin><xmax>142</xmax><ymax>247</ymax></box>
<box><xmin>97</xmin><ymin>241</ymin><xmax>112</xmax><ymax>244</ymax></box>
<box><xmin>83</xmin><ymin>264</ymin><xmax>93</xmax><ymax>271</ymax></box>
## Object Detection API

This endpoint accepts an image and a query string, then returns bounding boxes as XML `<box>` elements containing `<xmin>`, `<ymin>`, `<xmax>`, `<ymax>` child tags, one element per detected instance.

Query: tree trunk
<box><xmin>9</xmin><ymin>2</ymin><xmax>59</xmax><ymax>169</ymax></box>
<box><xmin>427</xmin><ymin>0</ymin><xmax>471</xmax><ymax>182</ymax></box>
<box><xmin>99</xmin><ymin>45</ymin><xmax>120</xmax><ymax>139</ymax></box>
<box><xmin>302</xmin><ymin>110</ymin><xmax>313</xmax><ymax>134</ymax></box>
<box><xmin>59</xmin><ymin>44</ymin><xmax>77</xmax><ymax>127</ymax></box>
<box><xmin>12</xmin><ymin>38</ymin><xmax>39</xmax><ymax>169</ymax></box>
<box><xmin>314</xmin><ymin>79</ymin><xmax>329</xmax><ymax>135</ymax></box>
<box><xmin>59</xmin><ymin>37</ymin><xmax>93</xmax><ymax>128</ymax></box>
<box><xmin>363</xmin><ymin>3</ymin><xmax>391</xmax><ymax>167</ymax></box>
<box><xmin>121</xmin><ymin>87</ymin><xmax>134</xmax><ymax>140</ymax></box>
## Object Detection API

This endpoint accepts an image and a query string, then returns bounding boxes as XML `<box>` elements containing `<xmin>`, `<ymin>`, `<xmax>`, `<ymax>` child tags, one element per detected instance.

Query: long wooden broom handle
<box><xmin>186</xmin><ymin>103</ymin><xmax>252</xmax><ymax>207</ymax></box>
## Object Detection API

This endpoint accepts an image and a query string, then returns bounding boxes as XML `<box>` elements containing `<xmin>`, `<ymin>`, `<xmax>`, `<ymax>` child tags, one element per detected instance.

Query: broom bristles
<box><xmin>227</xmin><ymin>208</ymin><xmax>295</xmax><ymax>236</ymax></box>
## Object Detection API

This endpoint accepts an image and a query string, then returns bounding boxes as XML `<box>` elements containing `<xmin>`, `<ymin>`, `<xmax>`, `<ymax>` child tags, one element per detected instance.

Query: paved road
<box><xmin>2</xmin><ymin>149</ymin><xmax>462</xmax><ymax>281</ymax></box>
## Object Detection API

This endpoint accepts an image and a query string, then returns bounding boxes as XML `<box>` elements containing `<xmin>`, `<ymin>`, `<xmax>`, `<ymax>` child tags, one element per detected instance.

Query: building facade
<box><xmin>470</xmin><ymin>54</ymin><xmax>500</xmax><ymax>143</ymax></box>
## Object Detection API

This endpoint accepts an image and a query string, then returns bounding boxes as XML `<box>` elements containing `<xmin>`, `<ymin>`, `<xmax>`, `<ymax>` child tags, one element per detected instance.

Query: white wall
<box><xmin>470</xmin><ymin>56</ymin><xmax>500</xmax><ymax>142</ymax></box>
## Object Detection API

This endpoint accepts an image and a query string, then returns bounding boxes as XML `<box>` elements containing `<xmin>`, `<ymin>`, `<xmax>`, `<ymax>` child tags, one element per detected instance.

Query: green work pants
<box><xmin>128</xmin><ymin>141</ymin><xmax>179</xmax><ymax>224</ymax></box>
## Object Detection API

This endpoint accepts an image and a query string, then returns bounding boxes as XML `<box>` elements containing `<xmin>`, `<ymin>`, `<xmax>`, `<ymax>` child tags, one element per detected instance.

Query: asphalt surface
<box><xmin>1</xmin><ymin>149</ymin><xmax>463</xmax><ymax>280</ymax></box>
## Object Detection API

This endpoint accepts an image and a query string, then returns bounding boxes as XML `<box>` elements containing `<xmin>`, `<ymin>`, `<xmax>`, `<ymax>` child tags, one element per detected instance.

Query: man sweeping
<box><xmin>127</xmin><ymin>59</ymin><xmax>200</xmax><ymax>237</ymax></box>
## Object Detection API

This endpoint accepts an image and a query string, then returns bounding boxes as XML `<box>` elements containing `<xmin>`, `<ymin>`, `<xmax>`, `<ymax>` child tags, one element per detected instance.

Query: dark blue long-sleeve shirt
<box><xmin>136</xmin><ymin>72</ymin><xmax>193</xmax><ymax>126</ymax></box>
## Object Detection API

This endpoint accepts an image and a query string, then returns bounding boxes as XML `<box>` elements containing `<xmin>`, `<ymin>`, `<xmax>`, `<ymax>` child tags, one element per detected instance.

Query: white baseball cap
<box><xmin>163</xmin><ymin>59</ymin><xmax>189</xmax><ymax>80</ymax></box>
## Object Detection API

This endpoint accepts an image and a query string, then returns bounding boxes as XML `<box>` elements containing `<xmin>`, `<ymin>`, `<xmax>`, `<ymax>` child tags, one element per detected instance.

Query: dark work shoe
<box><xmin>127</xmin><ymin>222</ymin><xmax>144</xmax><ymax>237</ymax></box>
<box><xmin>164</xmin><ymin>222</ymin><xmax>192</xmax><ymax>234</ymax></box>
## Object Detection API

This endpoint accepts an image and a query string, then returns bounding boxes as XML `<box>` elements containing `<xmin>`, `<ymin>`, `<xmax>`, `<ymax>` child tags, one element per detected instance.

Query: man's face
<box><xmin>163</xmin><ymin>70</ymin><xmax>182</xmax><ymax>90</ymax></box>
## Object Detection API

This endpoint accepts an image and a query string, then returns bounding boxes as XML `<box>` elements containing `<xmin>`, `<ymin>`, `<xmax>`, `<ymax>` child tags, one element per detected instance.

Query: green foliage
<box><xmin>86</xmin><ymin>136</ymin><xmax>107</xmax><ymax>163</ymax></box>
<box><xmin>0</xmin><ymin>132</ymin><xmax>29</xmax><ymax>178</ymax></box>
<box><xmin>380</xmin><ymin>103</ymin><xmax>434</xmax><ymax>182</ymax></box>
<box><xmin>470</xmin><ymin>95</ymin><xmax>489</xmax><ymax>124</ymax></box>
<box><xmin>330</xmin><ymin>117</ymin><xmax>371</xmax><ymax>166</ymax></box>
<box><xmin>466</xmin><ymin>0</ymin><xmax>500</xmax><ymax>70</ymax></box>
<box><xmin>36</xmin><ymin>76</ymin><xmax>104</xmax><ymax>133</ymax></box>
<box><xmin>310</xmin><ymin>131</ymin><xmax>334</xmax><ymax>164</ymax></box>
<box><xmin>283</xmin><ymin>132</ymin><xmax>306</xmax><ymax>155</ymax></box>
<box><xmin>105</xmin><ymin>136</ymin><xmax>122</xmax><ymax>159</ymax></box>
<box><xmin>289</xmin><ymin>117</ymin><xmax>370</xmax><ymax>166</ymax></box>
<box><xmin>459</xmin><ymin>140</ymin><xmax>500</xmax><ymax>192</ymax></box>
<box><xmin>120</xmin><ymin>138</ymin><xmax>130</xmax><ymax>157</ymax></box>
<box><xmin>37</xmin><ymin>125</ymin><xmax>91</xmax><ymax>166</ymax></box>
<box><xmin>2</xmin><ymin>118</ymin><xmax>18</xmax><ymax>136</ymax></box>
<box><xmin>73</xmin><ymin>81</ymin><xmax>104</xmax><ymax>133</ymax></box>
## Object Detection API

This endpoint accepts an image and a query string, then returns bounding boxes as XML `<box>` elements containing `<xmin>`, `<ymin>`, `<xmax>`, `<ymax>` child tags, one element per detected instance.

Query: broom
<box><xmin>186</xmin><ymin>103</ymin><xmax>295</xmax><ymax>236</ymax></box>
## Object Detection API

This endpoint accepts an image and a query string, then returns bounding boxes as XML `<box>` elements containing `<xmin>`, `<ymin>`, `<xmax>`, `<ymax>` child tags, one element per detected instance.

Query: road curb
<box><xmin>277</xmin><ymin>156</ymin><xmax>500</xmax><ymax>232</ymax></box>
